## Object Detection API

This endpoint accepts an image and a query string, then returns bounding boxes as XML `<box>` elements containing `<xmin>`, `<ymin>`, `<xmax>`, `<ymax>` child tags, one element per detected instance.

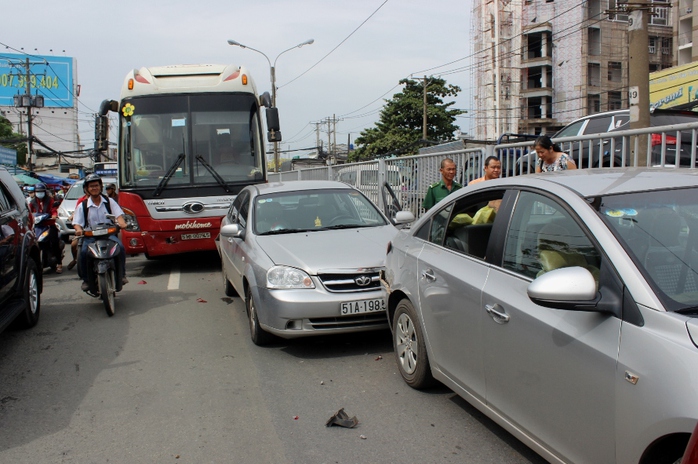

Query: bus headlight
<box><xmin>121</xmin><ymin>207</ymin><xmax>140</xmax><ymax>232</ymax></box>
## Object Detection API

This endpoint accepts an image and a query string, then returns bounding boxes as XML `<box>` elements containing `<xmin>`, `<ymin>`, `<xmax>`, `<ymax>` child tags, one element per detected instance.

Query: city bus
<box><xmin>95</xmin><ymin>64</ymin><xmax>279</xmax><ymax>257</ymax></box>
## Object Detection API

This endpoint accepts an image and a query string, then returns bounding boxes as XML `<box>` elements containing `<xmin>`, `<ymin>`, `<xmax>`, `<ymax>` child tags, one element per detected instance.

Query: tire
<box><xmin>99</xmin><ymin>270</ymin><xmax>115</xmax><ymax>317</ymax></box>
<box><xmin>393</xmin><ymin>299</ymin><xmax>435</xmax><ymax>389</ymax></box>
<box><xmin>13</xmin><ymin>259</ymin><xmax>41</xmax><ymax>329</ymax></box>
<box><xmin>246</xmin><ymin>287</ymin><xmax>274</xmax><ymax>346</ymax></box>
<box><xmin>223</xmin><ymin>269</ymin><xmax>238</xmax><ymax>297</ymax></box>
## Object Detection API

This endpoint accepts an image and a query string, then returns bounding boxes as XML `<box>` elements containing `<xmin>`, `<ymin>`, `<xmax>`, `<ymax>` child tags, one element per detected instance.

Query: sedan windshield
<box><xmin>597</xmin><ymin>187</ymin><xmax>698</xmax><ymax>311</ymax></box>
<box><xmin>254</xmin><ymin>189</ymin><xmax>388</xmax><ymax>235</ymax></box>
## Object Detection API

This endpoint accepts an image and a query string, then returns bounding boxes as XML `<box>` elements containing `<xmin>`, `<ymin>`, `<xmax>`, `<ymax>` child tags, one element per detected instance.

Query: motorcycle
<box><xmin>33</xmin><ymin>212</ymin><xmax>65</xmax><ymax>272</ymax></box>
<box><xmin>79</xmin><ymin>220</ymin><xmax>123</xmax><ymax>317</ymax></box>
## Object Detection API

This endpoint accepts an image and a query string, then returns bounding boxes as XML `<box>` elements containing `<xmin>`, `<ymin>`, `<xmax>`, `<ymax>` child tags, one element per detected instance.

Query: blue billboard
<box><xmin>0</xmin><ymin>146</ymin><xmax>17</xmax><ymax>165</ymax></box>
<box><xmin>0</xmin><ymin>53</ymin><xmax>74</xmax><ymax>108</ymax></box>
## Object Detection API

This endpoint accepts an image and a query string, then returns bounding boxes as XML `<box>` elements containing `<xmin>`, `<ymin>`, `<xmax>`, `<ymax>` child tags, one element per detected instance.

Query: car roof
<box><xmin>489</xmin><ymin>168</ymin><xmax>698</xmax><ymax>197</ymax></box>
<box><xmin>251</xmin><ymin>180</ymin><xmax>354</xmax><ymax>195</ymax></box>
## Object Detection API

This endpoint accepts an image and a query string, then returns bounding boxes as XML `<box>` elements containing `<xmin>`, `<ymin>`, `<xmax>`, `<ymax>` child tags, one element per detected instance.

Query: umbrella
<box><xmin>12</xmin><ymin>174</ymin><xmax>40</xmax><ymax>185</ymax></box>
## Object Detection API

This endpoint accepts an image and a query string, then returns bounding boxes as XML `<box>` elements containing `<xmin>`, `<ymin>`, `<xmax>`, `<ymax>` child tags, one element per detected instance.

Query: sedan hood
<box><xmin>255</xmin><ymin>225</ymin><xmax>397</xmax><ymax>273</ymax></box>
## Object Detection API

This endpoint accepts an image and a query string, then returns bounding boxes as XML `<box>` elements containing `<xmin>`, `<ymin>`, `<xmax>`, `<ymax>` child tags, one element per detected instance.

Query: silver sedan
<box><xmin>217</xmin><ymin>180</ymin><xmax>412</xmax><ymax>346</ymax></box>
<box><xmin>382</xmin><ymin>168</ymin><xmax>698</xmax><ymax>464</ymax></box>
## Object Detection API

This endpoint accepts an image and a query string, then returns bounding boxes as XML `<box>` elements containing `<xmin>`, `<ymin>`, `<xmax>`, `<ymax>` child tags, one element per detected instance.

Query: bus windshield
<box><xmin>119</xmin><ymin>93</ymin><xmax>264</xmax><ymax>189</ymax></box>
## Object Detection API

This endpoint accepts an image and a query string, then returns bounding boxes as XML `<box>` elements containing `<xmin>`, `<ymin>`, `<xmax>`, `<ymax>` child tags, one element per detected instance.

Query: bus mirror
<box><xmin>99</xmin><ymin>99</ymin><xmax>118</xmax><ymax>115</ymax></box>
<box><xmin>267</xmin><ymin>130</ymin><xmax>282</xmax><ymax>143</ymax></box>
<box><xmin>266</xmin><ymin>107</ymin><xmax>280</xmax><ymax>132</ymax></box>
<box><xmin>94</xmin><ymin>115</ymin><xmax>109</xmax><ymax>151</ymax></box>
<box><xmin>260</xmin><ymin>92</ymin><xmax>272</xmax><ymax>108</ymax></box>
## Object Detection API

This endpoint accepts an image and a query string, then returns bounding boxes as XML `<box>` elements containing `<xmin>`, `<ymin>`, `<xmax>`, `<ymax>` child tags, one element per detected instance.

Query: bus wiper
<box><xmin>153</xmin><ymin>153</ymin><xmax>185</xmax><ymax>197</ymax></box>
<box><xmin>195</xmin><ymin>155</ymin><xmax>231</xmax><ymax>193</ymax></box>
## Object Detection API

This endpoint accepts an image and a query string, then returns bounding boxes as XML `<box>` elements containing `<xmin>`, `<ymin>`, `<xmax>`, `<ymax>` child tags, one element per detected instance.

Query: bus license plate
<box><xmin>181</xmin><ymin>232</ymin><xmax>211</xmax><ymax>240</ymax></box>
<box><xmin>340</xmin><ymin>298</ymin><xmax>386</xmax><ymax>315</ymax></box>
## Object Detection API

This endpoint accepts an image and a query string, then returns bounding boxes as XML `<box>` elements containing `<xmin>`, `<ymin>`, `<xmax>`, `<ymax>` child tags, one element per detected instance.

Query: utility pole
<box><xmin>25</xmin><ymin>59</ymin><xmax>34</xmax><ymax>172</ymax></box>
<box><xmin>423</xmin><ymin>76</ymin><xmax>428</xmax><ymax>141</ymax></box>
<box><xmin>332</xmin><ymin>114</ymin><xmax>337</xmax><ymax>157</ymax></box>
<box><xmin>627</xmin><ymin>0</ymin><xmax>650</xmax><ymax>166</ymax></box>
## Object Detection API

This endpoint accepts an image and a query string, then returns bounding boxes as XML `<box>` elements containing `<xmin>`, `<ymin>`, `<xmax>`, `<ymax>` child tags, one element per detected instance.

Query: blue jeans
<box><xmin>78</xmin><ymin>235</ymin><xmax>126</xmax><ymax>283</ymax></box>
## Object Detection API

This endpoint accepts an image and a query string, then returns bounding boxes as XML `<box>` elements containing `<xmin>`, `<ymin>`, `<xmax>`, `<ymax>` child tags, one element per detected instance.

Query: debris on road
<box><xmin>325</xmin><ymin>408</ymin><xmax>359</xmax><ymax>428</ymax></box>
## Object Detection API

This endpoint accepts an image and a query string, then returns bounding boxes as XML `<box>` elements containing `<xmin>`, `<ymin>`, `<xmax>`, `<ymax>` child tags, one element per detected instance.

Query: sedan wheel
<box><xmin>393</xmin><ymin>299</ymin><xmax>435</xmax><ymax>389</ymax></box>
<box><xmin>14</xmin><ymin>260</ymin><xmax>41</xmax><ymax>329</ymax></box>
<box><xmin>246</xmin><ymin>288</ymin><xmax>274</xmax><ymax>346</ymax></box>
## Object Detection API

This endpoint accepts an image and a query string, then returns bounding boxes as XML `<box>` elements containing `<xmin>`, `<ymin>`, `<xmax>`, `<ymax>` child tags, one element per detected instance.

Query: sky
<box><xmin>1</xmin><ymin>0</ymin><xmax>474</xmax><ymax>158</ymax></box>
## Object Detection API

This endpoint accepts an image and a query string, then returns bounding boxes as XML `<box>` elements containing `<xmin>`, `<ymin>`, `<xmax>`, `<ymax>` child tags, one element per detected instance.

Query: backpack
<box><xmin>82</xmin><ymin>194</ymin><xmax>112</xmax><ymax>228</ymax></box>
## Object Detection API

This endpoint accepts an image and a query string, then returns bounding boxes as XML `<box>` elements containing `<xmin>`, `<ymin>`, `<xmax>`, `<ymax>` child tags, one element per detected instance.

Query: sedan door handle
<box><xmin>485</xmin><ymin>304</ymin><xmax>510</xmax><ymax>323</ymax></box>
<box><xmin>421</xmin><ymin>269</ymin><xmax>436</xmax><ymax>282</ymax></box>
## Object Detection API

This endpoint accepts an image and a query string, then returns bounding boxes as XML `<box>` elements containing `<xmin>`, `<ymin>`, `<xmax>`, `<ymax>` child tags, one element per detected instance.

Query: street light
<box><xmin>227</xmin><ymin>38</ymin><xmax>314</xmax><ymax>172</ymax></box>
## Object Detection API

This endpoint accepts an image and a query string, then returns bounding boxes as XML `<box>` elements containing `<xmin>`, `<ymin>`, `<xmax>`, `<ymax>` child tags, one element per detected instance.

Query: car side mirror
<box><xmin>220</xmin><ymin>223</ymin><xmax>244</xmax><ymax>240</ymax></box>
<box><xmin>394</xmin><ymin>211</ymin><xmax>415</xmax><ymax>225</ymax></box>
<box><xmin>527</xmin><ymin>266</ymin><xmax>600</xmax><ymax>311</ymax></box>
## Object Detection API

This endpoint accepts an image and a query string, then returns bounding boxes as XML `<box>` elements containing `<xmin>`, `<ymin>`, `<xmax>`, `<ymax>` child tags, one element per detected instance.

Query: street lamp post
<box><xmin>227</xmin><ymin>38</ymin><xmax>314</xmax><ymax>172</ymax></box>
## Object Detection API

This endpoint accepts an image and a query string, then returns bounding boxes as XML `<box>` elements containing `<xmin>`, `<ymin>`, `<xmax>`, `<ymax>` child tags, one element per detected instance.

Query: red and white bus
<box><xmin>96</xmin><ymin>64</ymin><xmax>279</xmax><ymax>257</ymax></box>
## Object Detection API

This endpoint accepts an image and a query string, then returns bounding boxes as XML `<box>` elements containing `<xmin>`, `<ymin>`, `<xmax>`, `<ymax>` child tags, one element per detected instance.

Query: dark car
<box><xmin>518</xmin><ymin>108</ymin><xmax>698</xmax><ymax>172</ymax></box>
<box><xmin>0</xmin><ymin>166</ymin><xmax>42</xmax><ymax>333</ymax></box>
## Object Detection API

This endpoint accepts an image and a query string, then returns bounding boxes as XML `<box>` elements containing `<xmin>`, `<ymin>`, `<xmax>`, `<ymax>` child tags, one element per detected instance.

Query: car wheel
<box><xmin>393</xmin><ymin>298</ymin><xmax>435</xmax><ymax>389</ymax></box>
<box><xmin>223</xmin><ymin>268</ymin><xmax>238</xmax><ymax>297</ymax></box>
<box><xmin>14</xmin><ymin>259</ymin><xmax>41</xmax><ymax>329</ymax></box>
<box><xmin>246</xmin><ymin>287</ymin><xmax>274</xmax><ymax>346</ymax></box>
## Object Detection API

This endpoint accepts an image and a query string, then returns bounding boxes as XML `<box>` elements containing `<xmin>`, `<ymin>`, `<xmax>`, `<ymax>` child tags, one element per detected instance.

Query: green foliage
<box><xmin>0</xmin><ymin>116</ymin><xmax>27</xmax><ymax>165</ymax></box>
<box><xmin>350</xmin><ymin>77</ymin><xmax>464</xmax><ymax>161</ymax></box>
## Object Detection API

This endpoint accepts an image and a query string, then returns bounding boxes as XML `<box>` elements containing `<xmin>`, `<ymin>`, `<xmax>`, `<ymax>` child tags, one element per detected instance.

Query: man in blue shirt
<box><xmin>422</xmin><ymin>158</ymin><xmax>462</xmax><ymax>211</ymax></box>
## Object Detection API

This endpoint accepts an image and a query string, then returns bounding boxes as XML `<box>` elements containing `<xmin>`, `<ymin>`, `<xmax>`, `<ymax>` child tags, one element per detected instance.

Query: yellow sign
<box><xmin>650</xmin><ymin>62</ymin><xmax>698</xmax><ymax>110</ymax></box>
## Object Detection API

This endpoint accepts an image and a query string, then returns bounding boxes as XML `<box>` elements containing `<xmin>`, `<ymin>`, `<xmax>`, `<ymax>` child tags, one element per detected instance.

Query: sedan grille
<box><xmin>308</xmin><ymin>313</ymin><xmax>388</xmax><ymax>330</ymax></box>
<box><xmin>318</xmin><ymin>271</ymin><xmax>382</xmax><ymax>293</ymax></box>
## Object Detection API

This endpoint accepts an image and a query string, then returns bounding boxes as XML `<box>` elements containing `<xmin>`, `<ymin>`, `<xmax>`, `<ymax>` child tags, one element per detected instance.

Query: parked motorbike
<box><xmin>79</xmin><ymin>221</ymin><xmax>123</xmax><ymax>317</ymax></box>
<box><xmin>33</xmin><ymin>212</ymin><xmax>65</xmax><ymax>272</ymax></box>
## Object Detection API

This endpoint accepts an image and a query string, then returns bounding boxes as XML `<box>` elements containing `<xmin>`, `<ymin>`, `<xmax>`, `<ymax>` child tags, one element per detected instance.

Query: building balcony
<box><xmin>520</xmin><ymin>87</ymin><xmax>554</xmax><ymax>98</ymax></box>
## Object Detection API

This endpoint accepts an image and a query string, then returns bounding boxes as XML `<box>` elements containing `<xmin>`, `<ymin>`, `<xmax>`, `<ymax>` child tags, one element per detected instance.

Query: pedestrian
<box><xmin>106</xmin><ymin>183</ymin><xmax>119</xmax><ymax>203</ymax></box>
<box><xmin>469</xmin><ymin>156</ymin><xmax>502</xmax><ymax>184</ymax></box>
<box><xmin>422</xmin><ymin>158</ymin><xmax>462</xmax><ymax>211</ymax></box>
<box><xmin>534</xmin><ymin>135</ymin><xmax>578</xmax><ymax>172</ymax></box>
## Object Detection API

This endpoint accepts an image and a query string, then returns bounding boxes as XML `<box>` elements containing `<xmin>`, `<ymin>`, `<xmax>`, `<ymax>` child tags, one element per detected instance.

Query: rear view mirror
<box><xmin>266</xmin><ymin>107</ymin><xmax>282</xmax><ymax>142</ymax></box>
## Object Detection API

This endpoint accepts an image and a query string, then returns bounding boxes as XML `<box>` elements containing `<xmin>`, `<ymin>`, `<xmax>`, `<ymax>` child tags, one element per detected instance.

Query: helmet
<box><xmin>83</xmin><ymin>173</ymin><xmax>103</xmax><ymax>193</ymax></box>
<box><xmin>34</xmin><ymin>182</ymin><xmax>47</xmax><ymax>192</ymax></box>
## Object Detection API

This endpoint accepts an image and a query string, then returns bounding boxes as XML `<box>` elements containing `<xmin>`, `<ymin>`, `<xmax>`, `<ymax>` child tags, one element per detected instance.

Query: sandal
<box><xmin>55</xmin><ymin>264</ymin><xmax>63</xmax><ymax>274</ymax></box>
<box><xmin>67</xmin><ymin>260</ymin><xmax>76</xmax><ymax>270</ymax></box>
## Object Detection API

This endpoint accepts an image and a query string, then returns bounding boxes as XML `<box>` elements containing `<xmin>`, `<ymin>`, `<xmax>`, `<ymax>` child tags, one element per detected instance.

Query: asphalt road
<box><xmin>0</xmin><ymin>252</ymin><xmax>547</xmax><ymax>464</ymax></box>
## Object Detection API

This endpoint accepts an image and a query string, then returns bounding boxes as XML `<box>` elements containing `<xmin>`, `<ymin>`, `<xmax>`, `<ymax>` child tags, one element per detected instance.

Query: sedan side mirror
<box><xmin>220</xmin><ymin>223</ymin><xmax>244</xmax><ymax>240</ymax></box>
<box><xmin>527</xmin><ymin>266</ymin><xmax>600</xmax><ymax>311</ymax></box>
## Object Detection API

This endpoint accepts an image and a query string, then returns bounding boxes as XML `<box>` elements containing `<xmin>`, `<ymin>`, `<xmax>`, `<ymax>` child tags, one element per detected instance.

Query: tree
<box><xmin>350</xmin><ymin>77</ymin><xmax>464</xmax><ymax>161</ymax></box>
<box><xmin>0</xmin><ymin>115</ymin><xmax>27</xmax><ymax>165</ymax></box>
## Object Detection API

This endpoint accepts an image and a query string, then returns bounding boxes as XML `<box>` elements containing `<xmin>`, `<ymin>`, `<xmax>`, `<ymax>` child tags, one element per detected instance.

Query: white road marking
<box><xmin>167</xmin><ymin>266</ymin><xmax>181</xmax><ymax>290</ymax></box>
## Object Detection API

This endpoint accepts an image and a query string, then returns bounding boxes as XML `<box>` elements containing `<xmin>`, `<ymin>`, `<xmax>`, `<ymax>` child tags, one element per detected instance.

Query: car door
<box><xmin>481</xmin><ymin>190</ymin><xmax>619</xmax><ymax>463</ymax></box>
<box><xmin>416</xmin><ymin>189</ymin><xmax>506</xmax><ymax>400</ymax></box>
<box><xmin>221</xmin><ymin>190</ymin><xmax>250</xmax><ymax>293</ymax></box>
<box><xmin>0</xmin><ymin>183</ymin><xmax>20</xmax><ymax>304</ymax></box>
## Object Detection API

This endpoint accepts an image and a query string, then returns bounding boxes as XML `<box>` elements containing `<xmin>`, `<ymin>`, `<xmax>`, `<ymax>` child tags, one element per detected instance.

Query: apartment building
<box><xmin>472</xmin><ymin>0</ymin><xmax>673</xmax><ymax>139</ymax></box>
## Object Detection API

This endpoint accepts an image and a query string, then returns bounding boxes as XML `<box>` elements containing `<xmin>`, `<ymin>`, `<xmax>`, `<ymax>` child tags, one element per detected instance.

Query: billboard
<box><xmin>0</xmin><ymin>53</ymin><xmax>74</xmax><ymax>108</ymax></box>
<box><xmin>0</xmin><ymin>146</ymin><xmax>17</xmax><ymax>165</ymax></box>
<box><xmin>650</xmin><ymin>62</ymin><xmax>698</xmax><ymax>110</ymax></box>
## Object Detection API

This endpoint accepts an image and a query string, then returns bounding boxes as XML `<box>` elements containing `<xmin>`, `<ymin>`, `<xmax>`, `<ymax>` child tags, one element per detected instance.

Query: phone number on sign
<box><xmin>0</xmin><ymin>73</ymin><xmax>60</xmax><ymax>89</ymax></box>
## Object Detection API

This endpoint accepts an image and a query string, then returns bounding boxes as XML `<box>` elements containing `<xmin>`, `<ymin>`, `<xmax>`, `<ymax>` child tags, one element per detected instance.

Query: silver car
<box><xmin>217</xmin><ymin>180</ymin><xmax>413</xmax><ymax>346</ymax></box>
<box><xmin>382</xmin><ymin>168</ymin><xmax>698</xmax><ymax>464</ymax></box>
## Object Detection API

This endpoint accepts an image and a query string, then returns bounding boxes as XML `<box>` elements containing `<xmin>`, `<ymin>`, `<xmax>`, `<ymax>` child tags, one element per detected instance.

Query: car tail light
<box><xmin>682</xmin><ymin>422</ymin><xmax>698</xmax><ymax>464</ymax></box>
<box><xmin>651</xmin><ymin>133</ymin><xmax>677</xmax><ymax>146</ymax></box>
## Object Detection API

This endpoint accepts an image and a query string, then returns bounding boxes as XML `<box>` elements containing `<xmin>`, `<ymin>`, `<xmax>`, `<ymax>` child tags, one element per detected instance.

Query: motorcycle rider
<box><xmin>29</xmin><ymin>182</ymin><xmax>63</xmax><ymax>273</ymax></box>
<box><xmin>72</xmin><ymin>174</ymin><xmax>128</xmax><ymax>292</ymax></box>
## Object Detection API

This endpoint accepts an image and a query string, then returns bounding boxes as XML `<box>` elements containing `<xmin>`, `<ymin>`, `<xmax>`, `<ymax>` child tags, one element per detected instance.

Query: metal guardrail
<box><xmin>269</xmin><ymin>119</ymin><xmax>698</xmax><ymax>220</ymax></box>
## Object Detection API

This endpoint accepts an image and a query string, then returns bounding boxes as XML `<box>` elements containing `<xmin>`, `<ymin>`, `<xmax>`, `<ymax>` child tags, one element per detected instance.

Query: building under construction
<box><xmin>472</xmin><ymin>0</ymin><xmax>673</xmax><ymax>139</ymax></box>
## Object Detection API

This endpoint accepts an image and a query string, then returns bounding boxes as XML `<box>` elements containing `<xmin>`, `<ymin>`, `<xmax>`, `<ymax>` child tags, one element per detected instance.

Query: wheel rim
<box><xmin>395</xmin><ymin>312</ymin><xmax>418</xmax><ymax>375</ymax></box>
<box><xmin>248</xmin><ymin>296</ymin><xmax>258</xmax><ymax>334</ymax></box>
<box><xmin>27</xmin><ymin>269</ymin><xmax>39</xmax><ymax>315</ymax></box>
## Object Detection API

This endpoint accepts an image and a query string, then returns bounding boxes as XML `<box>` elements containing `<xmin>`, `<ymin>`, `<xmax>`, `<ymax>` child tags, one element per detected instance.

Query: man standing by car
<box><xmin>422</xmin><ymin>158</ymin><xmax>462</xmax><ymax>211</ymax></box>
<box><xmin>469</xmin><ymin>156</ymin><xmax>502</xmax><ymax>185</ymax></box>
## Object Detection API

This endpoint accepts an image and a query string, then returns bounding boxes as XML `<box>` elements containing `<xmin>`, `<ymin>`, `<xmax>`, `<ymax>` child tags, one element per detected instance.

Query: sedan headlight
<box><xmin>267</xmin><ymin>266</ymin><xmax>315</xmax><ymax>289</ymax></box>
